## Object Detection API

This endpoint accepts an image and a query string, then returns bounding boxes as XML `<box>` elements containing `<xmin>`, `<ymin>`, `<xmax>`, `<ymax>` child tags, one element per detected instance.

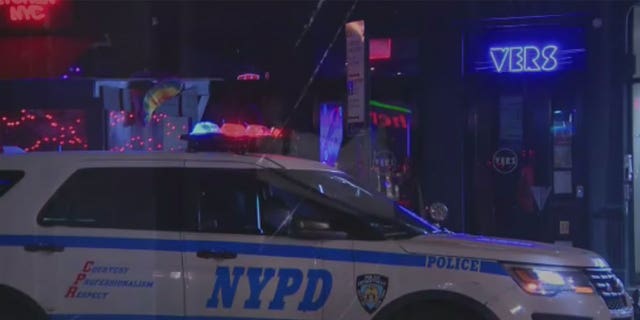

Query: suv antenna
<box><xmin>268</xmin><ymin>0</ymin><xmax>359</xmax><ymax>153</ymax></box>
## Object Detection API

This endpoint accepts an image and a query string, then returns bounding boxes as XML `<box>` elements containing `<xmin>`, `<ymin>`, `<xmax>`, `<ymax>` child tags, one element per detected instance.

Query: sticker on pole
<box><xmin>530</xmin><ymin>186</ymin><xmax>551</xmax><ymax>211</ymax></box>
<box><xmin>492</xmin><ymin>148</ymin><xmax>518</xmax><ymax>174</ymax></box>
<box><xmin>345</xmin><ymin>20</ymin><xmax>366</xmax><ymax>124</ymax></box>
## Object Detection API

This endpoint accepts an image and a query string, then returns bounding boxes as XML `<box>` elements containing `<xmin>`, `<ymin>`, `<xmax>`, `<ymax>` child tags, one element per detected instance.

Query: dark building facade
<box><xmin>412</xmin><ymin>1</ymin><xmax>638</xmax><ymax>284</ymax></box>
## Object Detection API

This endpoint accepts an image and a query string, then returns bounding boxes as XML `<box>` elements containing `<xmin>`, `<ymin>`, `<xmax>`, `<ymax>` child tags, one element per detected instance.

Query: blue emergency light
<box><xmin>190</xmin><ymin>121</ymin><xmax>220</xmax><ymax>135</ymax></box>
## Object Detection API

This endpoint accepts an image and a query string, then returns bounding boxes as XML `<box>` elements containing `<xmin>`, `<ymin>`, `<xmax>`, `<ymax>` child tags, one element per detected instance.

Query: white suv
<box><xmin>0</xmin><ymin>148</ymin><xmax>634</xmax><ymax>320</ymax></box>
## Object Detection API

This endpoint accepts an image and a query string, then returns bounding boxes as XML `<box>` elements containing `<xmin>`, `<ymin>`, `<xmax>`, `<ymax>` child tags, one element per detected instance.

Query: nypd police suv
<box><xmin>0</xmin><ymin>137</ymin><xmax>634</xmax><ymax>319</ymax></box>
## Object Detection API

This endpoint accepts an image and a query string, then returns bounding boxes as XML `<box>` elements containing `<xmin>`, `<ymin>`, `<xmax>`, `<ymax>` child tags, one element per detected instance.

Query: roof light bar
<box><xmin>181</xmin><ymin>121</ymin><xmax>286</xmax><ymax>154</ymax></box>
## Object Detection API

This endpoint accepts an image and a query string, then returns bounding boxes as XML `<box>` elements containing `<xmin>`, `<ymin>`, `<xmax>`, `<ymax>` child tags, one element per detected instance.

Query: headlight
<box><xmin>505</xmin><ymin>265</ymin><xmax>595</xmax><ymax>296</ymax></box>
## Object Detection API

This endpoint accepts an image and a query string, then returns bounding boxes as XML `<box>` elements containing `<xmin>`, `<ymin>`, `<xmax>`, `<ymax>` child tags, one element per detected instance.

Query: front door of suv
<box><xmin>255</xmin><ymin>169</ymin><xmax>358</xmax><ymax>320</ymax></box>
<box><xmin>33</xmin><ymin>163</ymin><xmax>185</xmax><ymax>318</ymax></box>
<box><xmin>181</xmin><ymin>165</ymin><xmax>344</xmax><ymax>320</ymax></box>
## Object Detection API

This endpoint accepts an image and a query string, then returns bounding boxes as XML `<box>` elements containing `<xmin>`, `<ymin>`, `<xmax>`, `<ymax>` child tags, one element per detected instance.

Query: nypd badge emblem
<box><xmin>356</xmin><ymin>274</ymin><xmax>389</xmax><ymax>314</ymax></box>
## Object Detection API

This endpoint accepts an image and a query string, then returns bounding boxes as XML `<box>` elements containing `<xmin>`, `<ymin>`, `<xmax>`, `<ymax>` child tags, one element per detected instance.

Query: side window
<box><xmin>0</xmin><ymin>170</ymin><xmax>24</xmax><ymax>198</ymax></box>
<box><xmin>38</xmin><ymin>168</ymin><xmax>182</xmax><ymax>231</ymax></box>
<box><xmin>184</xmin><ymin>169</ymin><xmax>259</xmax><ymax>235</ymax></box>
<box><xmin>260</xmin><ymin>182</ymin><xmax>372</xmax><ymax>240</ymax></box>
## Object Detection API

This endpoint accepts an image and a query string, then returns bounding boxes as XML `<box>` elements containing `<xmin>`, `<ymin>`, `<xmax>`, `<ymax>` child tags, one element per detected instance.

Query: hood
<box><xmin>398</xmin><ymin>233</ymin><xmax>608</xmax><ymax>268</ymax></box>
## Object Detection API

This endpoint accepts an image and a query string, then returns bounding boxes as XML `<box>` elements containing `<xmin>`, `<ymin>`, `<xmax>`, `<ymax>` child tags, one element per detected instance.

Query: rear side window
<box><xmin>38</xmin><ymin>168</ymin><xmax>182</xmax><ymax>231</ymax></box>
<box><xmin>0</xmin><ymin>171</ymin><xmax>25</xmax><ymax>198</ymax></box>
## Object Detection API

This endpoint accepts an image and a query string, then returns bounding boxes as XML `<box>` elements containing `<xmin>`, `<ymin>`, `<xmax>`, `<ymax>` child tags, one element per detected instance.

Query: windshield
<box><xmin>263</xmin><ymin>169</ymin><xmax>440</xmax><ymax>239</ymax></box>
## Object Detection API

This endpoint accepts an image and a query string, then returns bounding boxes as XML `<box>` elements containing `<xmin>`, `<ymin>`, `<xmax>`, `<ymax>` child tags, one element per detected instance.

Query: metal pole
<box><xmin>623</xmin><ymin>2</ymin><xmax>639</xmax><ymax>288</ymax></box>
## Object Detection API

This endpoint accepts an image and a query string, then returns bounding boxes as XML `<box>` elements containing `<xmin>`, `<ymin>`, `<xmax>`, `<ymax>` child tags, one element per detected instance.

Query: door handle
<box><xmin>196</xmin><ymin>250</ymin><xmax>237</xmax><ymax>260</ymax></box>
<box><xmin>24</xmin><ymin>243</ymin><xmax>65</xmax><ymax>253</ymax></box>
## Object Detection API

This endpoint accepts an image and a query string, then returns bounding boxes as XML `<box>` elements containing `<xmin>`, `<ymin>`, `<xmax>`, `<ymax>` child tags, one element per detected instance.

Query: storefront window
<box><xmin>370</xmin><ymin>103</ymin><xmax>413</xmax><ymax>204</ymax></box>
<box><xmin>552</xmin><ymin>109</ymin><xmax>575</xmax><ymax>195</ymax></box>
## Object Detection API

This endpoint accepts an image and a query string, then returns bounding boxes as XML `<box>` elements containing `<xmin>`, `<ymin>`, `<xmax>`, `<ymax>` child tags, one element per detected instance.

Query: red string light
<box><xmin>107</xmin><ymin>111</ymin><xmax>186</xmax><ymax>153</ymax></box>
<box><xmin>0</xmin><ymin>109</ymin><xmax>87</xmax><ymax>152</ymax></box>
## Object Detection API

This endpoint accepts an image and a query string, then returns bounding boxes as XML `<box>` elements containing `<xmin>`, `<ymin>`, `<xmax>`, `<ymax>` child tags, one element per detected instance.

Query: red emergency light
<box><xmin>245</xmin><ymin>124</ymin><xmax>272</xmax><ymax>137</ymax></box>
<box><xmin>220</xmin><ymin>123</ymin><xmax>247</xmax><ymax>138</ymax></box>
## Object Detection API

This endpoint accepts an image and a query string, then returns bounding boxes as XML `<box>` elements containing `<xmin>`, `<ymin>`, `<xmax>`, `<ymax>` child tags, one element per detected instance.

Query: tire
<box><xmin>0</xmin><ymin>288</ymin><xmax>47</xmax><ymax>320</ymax></box>
<box><xmin>398</xmin><ymin>302</ymin><xmax>484</xmax><ymax>320</ymax></box>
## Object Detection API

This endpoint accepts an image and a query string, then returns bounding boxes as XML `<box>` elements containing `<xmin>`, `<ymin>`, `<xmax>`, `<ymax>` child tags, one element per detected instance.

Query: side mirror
<box><xmin>291</xmin><ymin>219</ymin><xmax>348</xmax><ymax>240</ymax></box>
<box><xmin>423</xmin><ymin>202</ymin><xmax>448</xmax><ymax>225</ymax></box>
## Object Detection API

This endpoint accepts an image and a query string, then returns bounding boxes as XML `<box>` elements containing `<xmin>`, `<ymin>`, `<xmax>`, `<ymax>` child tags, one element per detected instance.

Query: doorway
<box><xmin>465</xmin><ymin>77</ymin><xmax>585</xmax><ymax>244</ymax></box>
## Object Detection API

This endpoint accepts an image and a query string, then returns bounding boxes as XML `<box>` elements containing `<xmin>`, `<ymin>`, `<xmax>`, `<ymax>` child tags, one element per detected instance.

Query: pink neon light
<box><xmin>236</xmin><ymin>73</ymin><xmax>260</xmax><ymax>81</ymax></box>
<box><xmin>2</xmin><ymin>0</ymin><xmax>57</xmax><ymax>22</ymax></box>
<box><xmin>369</xmin><ymin>38</ymin><xmax>392</xmax><ymax>61</ymax></box>
<box><xmin>369</xmin><ymin>111</ymin><xmax>407</xmax><ymax>129</ymax></box>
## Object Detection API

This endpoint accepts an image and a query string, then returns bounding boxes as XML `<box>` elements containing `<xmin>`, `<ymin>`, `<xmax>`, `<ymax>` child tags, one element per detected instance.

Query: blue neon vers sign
<box><xmin>489</xmin><ymin>45</ymin><xmax>558</xmax><ymax>73</ymax></box>
<box><xmin>467</xmin><ymin>25</ymin><xmax>586</xmax><ymax>74</ymax></box>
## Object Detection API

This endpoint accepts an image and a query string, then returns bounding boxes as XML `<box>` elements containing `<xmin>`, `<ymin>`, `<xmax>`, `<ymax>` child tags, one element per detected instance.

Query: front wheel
<box><xmin>400</xmin><ymin>302</ymin><xmax>484</xmax><ymax>320</ymax></box>
<box><xmin>0</xmin><ymin>291</ymin><xmax>48</xmax><ymax>320</ymax></box>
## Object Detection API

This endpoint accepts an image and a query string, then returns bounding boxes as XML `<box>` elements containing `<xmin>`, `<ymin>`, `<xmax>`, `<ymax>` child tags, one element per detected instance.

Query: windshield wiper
<box><xmin>429</xmin><ymin>227</ymin><xmax>453</xmax><ymax>234</ymax></box>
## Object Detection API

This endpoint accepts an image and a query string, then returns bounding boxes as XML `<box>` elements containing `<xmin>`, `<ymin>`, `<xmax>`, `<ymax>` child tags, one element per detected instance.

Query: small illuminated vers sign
<box><xmin>489</xmin><ymin>45</ymin><xmax>558</xmax><ymax>73</ymax></box>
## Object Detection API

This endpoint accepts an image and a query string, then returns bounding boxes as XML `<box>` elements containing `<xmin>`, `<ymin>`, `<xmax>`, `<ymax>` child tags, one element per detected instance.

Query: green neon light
<box><xmin>369</xmin><ymin>100</ymin><xmax>412</xmax><ymax>114</ymax></box>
